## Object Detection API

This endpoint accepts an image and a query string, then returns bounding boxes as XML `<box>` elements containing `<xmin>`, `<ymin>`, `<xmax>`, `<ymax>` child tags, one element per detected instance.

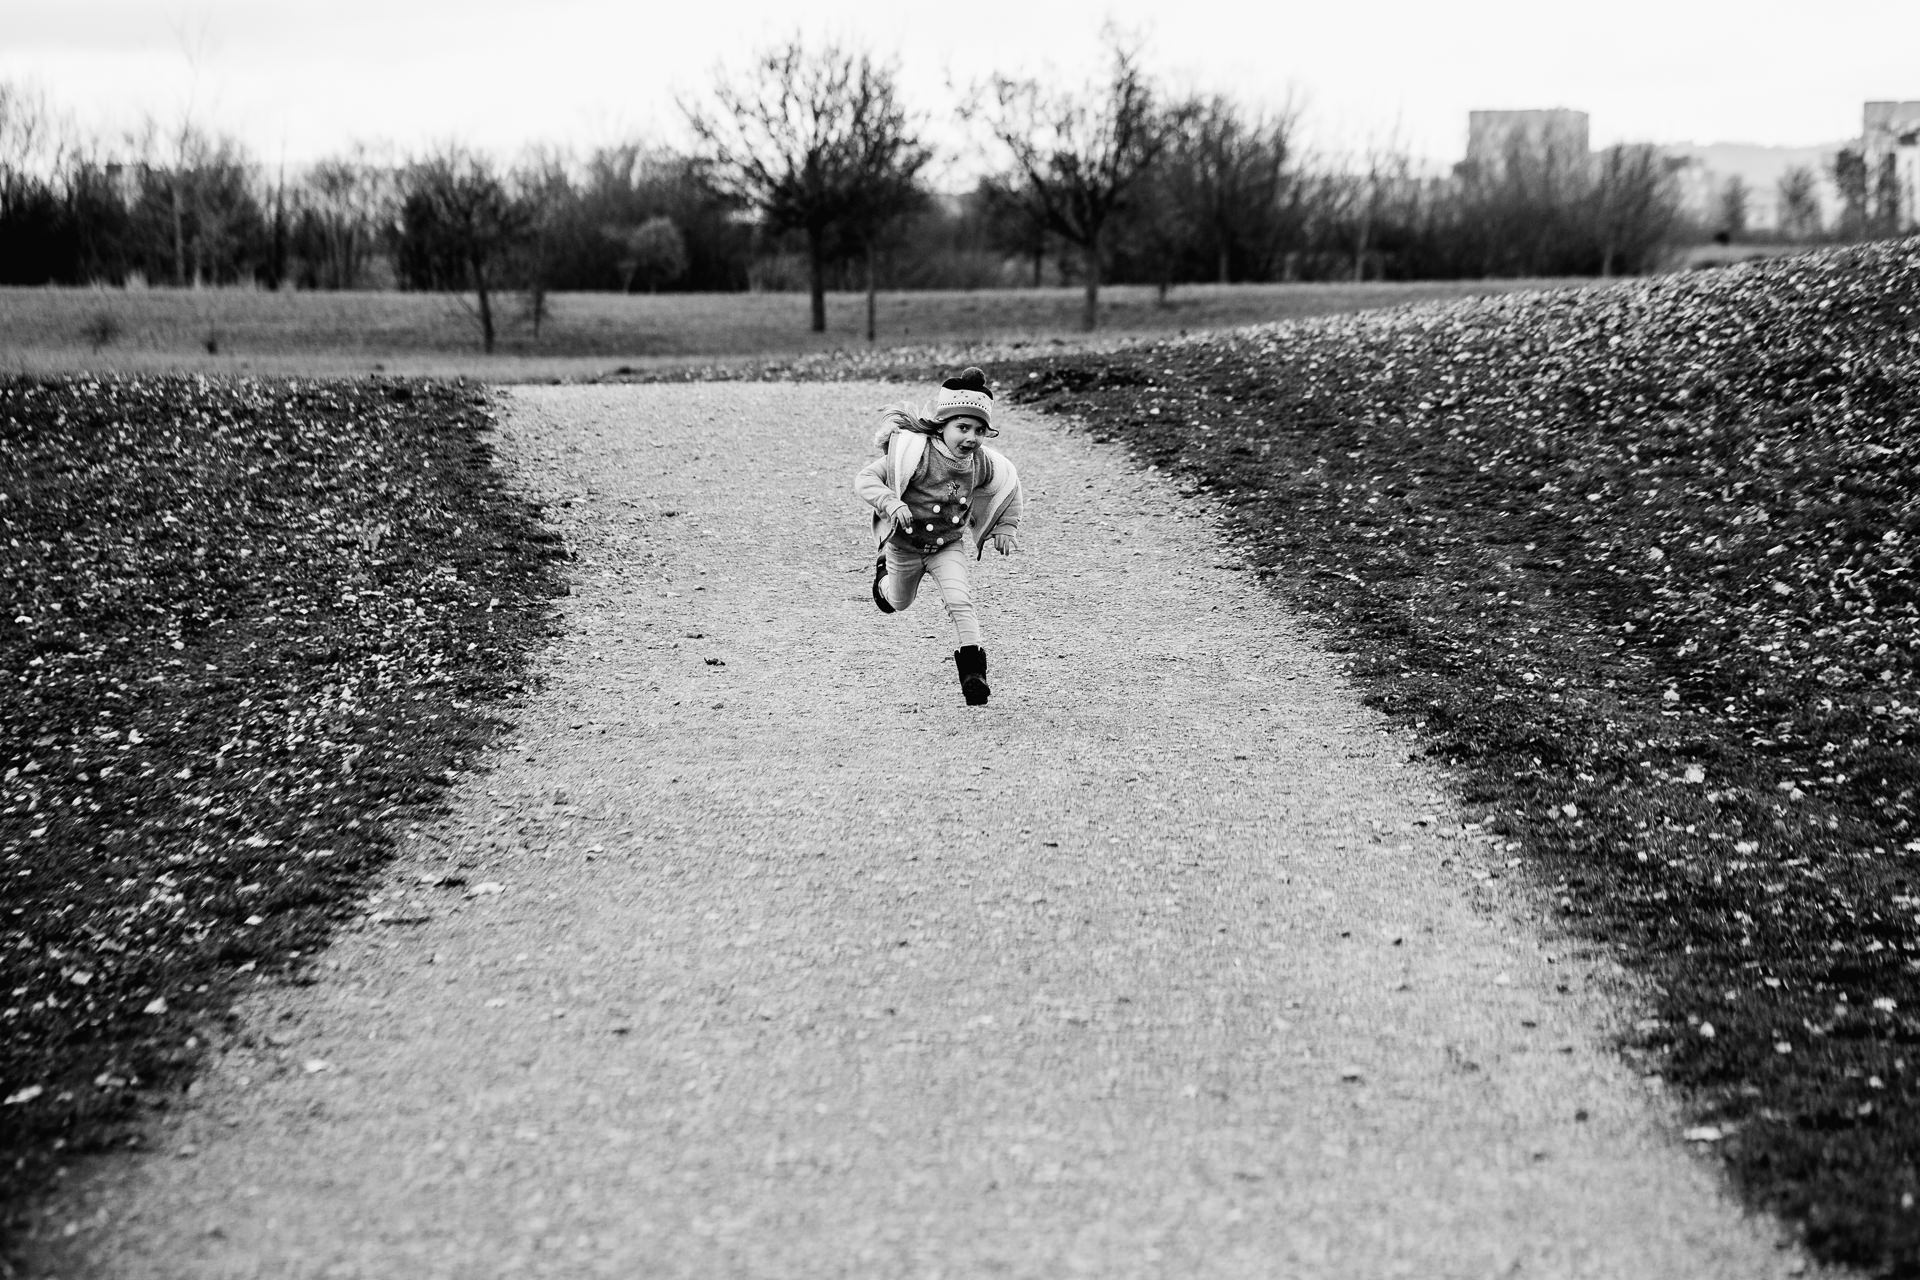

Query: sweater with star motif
<box><xmin>853</xmin><ymin>412</ymin><xmax>1023</xmax><ymax>559</ymax></box>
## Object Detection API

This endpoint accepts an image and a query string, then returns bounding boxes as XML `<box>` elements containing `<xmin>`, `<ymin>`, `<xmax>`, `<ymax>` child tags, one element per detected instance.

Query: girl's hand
<box><xmin>992</xmin><ymin>529</ymin><xmax>1019</xmax><ymax>555</ymax></box>
<box><xmin>890</xmin><ymin>504</ymin><xmax>915</xmax><ymax>533</ymax></box>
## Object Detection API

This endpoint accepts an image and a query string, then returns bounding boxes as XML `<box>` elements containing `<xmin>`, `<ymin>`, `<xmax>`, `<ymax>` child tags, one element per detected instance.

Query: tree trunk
<box><xmin>1080</xmin><ymin>238</ymin><xmax>1101</xmax><ymax>331</ymax></box>
<box><xmin>864</xmin><ymin>241</ymin><xmax>877</xmax><ymax>344</ymax></box>
<box><xmin>170</xmin><ymin>178</ymin><xmax>186</xmax><ymax>287</ymax></box>
<box><xmin>807</xmin><ymin>226</ymin><xmax>827</xmax><ymax>334</ymax></box>
<box><xmin>269</xmin><ymin>167</ymin><xmax>286</xmax><ymax>291</ymax></box>
<box><xmin>1030</xmin><ymin>246</ymin><xmax>1043</xmax><ymax>288</ymax></box>
<box><xmin>474</xmin><ymin>259</ymin><xmax>495</xmax><ymax>354</ymax></box>
<box><xmin>1217</xmin><ymin>244</ymin><xmax>1230</xmax><ymax>285</ymax></box>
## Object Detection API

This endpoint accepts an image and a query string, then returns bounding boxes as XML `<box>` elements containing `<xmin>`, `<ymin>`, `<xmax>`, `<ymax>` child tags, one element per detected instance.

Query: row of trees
<box><xmin>1830</xmin><ymin>148</ymin><xmax>1911</xmax><ymax>242</ymax></box>
<box><xmin>1703</xmin><ymin>151</ymin><xmax>1905</xmax><ymax>245</ymax></box>
<box><xmin>673</xmin><ymin>38</ymin><xmax>1695</xmax><ymax>330</ymax></box>
<box><xmin>1</xmin><ymin>43</ymin><xmax>1901</xmax><ymax>340</ymax></box>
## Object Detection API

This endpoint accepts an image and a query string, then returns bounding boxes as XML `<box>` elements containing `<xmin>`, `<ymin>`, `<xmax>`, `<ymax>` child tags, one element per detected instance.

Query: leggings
<box><xmin>882</xmin><ymin>540</ymin><xmax>980</xmax><ymax>648</ymax></box>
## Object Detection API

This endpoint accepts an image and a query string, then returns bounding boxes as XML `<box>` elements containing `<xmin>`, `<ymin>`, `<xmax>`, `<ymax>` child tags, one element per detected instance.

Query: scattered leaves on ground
<box><xmin>0</xmin><ymin>375</ymin><xmax>565</xmax><ymax>1247</ymax></box>
<box><xmin>995</xmin><ymin>239</ymin><xmax>1920</xmax><ymax>1275</ymax></box>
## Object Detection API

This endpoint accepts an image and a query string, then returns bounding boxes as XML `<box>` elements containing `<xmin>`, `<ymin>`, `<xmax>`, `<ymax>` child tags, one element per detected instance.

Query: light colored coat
<box><xmin>853</xmin><ymin>413</ymin><xmax>1023</xmax><ymax>560</ymax></box>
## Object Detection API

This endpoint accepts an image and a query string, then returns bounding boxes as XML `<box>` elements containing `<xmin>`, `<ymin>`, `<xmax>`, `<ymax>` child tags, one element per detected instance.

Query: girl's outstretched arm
<box><xmin>853</xmin><ymin>454</ymin><xmax>908</xmax><ymax>523</ymax></box>
<box><xmin>997</xmin><ymin>483</ymin><xmax>1024</xmax><ymax>530</ymax></box>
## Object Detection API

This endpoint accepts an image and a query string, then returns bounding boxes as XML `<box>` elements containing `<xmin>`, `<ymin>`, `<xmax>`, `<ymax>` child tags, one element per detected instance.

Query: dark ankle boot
<box><xmin>954</xmin><ymin>645</ymin><xmax>990</xmax><ymax>706</ymax></box>
<box><xmin>871</xmin><ymin>553</ymin><xmax>895</xmax><ymax>614</ymax></box>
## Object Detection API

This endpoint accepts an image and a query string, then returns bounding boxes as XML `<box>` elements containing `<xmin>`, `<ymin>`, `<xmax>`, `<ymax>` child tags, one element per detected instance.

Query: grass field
<box><xmin>0</xmin><ymin>279</ymin><xmax>1590</xmax><ymax>379</ymax></box>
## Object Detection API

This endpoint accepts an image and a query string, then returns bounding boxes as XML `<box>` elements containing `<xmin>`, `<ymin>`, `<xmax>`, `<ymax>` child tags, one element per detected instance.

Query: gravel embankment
<box><xmin>18</xmin><ymin>383</ymin><xmax>1827</xmax><ymax>1278</ymax></box>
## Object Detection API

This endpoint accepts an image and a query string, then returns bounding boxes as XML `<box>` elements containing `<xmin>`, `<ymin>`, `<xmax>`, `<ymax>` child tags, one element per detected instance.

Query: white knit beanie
<box><xmin>922</xmin><ymin>366</ymin><xmax>994</xmax><ymax>428</ymax></box>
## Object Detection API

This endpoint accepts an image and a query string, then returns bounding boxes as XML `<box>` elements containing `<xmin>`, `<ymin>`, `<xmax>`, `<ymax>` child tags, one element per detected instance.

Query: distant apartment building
<box><xmin>1465</xmin><ymin>109</ymin><xmax>1591</xmax><ymax>177</ymax></box>
<box><xmin>1863</xmin><ymin>100</ymin><xmax>1920</xmax><ymax>231</ymax></box>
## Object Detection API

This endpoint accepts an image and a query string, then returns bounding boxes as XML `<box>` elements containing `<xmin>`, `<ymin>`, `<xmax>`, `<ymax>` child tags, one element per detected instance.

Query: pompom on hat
<box><xmin>921</xmin><ymin>366</ymin><xmax>995</xmax><ymax>430</ymax></box>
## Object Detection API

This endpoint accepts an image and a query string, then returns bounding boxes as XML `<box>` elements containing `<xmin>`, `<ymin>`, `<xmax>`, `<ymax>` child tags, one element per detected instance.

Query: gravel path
<box><xmin>22</xmin><ymin>382</ymin><xmax>1823</xmax><ymax>1279</ymax></box>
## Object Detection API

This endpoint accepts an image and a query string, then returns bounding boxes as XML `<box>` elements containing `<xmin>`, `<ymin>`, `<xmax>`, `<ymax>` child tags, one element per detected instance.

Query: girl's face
<box><xmin>941</xmin><ymin>415</ymin><xmax>993</xmax><ymax>456</ymax></box>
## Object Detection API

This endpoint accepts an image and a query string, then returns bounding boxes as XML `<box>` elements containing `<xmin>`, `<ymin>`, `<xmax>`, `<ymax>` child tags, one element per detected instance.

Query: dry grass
<box><xmin>0</xmin><ymin>280</ymin><xmax>1587</xmax><ymax>379</ymax></box>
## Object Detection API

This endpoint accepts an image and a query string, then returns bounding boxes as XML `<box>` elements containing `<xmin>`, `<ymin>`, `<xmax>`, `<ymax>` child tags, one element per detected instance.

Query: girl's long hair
<box><xmin>873</xmin><ymin>403</ymin><xmax>938</xmax><ymax>453</ymax></box>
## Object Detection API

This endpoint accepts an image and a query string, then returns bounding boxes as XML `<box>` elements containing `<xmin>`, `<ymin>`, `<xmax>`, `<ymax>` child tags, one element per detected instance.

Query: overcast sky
<box><xmin>4</xmin><ymin>0</ymin><xmax>1915</xmax><ymax>177</ymax></box>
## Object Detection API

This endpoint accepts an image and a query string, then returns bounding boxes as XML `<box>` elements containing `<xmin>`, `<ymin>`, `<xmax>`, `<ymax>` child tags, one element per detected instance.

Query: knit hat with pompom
<box><xmin>921</xmin><ymin>366</ymin><xmax>994</xmax><ymax>428</ymax></box>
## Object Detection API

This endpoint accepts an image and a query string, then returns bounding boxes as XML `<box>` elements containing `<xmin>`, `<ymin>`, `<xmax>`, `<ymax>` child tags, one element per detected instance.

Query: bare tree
<box><xmin>1830</xmin><ymin>147</ymin><xmax>1870</xmax><ymax>240</ymax></box>
<box><xmin>1346</xmin><ymin>132</ymin><xmax>1412</xmax><ymax>282</ymax></box>
<box><xmin>1118</xmin><ymin>98</ymin><xmax>1198</xmax><ymax>304</ymax></box>
<box><xmin>833</xmin><ymin>94</ymin><xmax>929</xmax><ymax>342</ymax></box>
<box><xmin>60</xmin><ymin>147</ymin><xmax>135</xmax><ymax>285</ymax></box>
<box><xmin>683</xmin><ymin>40</ymin><xmax>930</xmax><ymax>334</ymax></box>
<box><xmin>512</xmin><ymin>146</ymin><xmax>574</xmax><ymax>340</ymax></box>
<box><xmin>1775</xmin><ymin>165</ymin><xmax>1821</xmax><ymax>242</ymax></box>
<box><xmin>974</xmin><ymin>175</ymin><xmax>1053</xmax><ymax>285</ymax></box>
<box><xmin>965</xmin><ymin>31</ymin><xmax>1165</xmax><ymax>330</ymax></box>
<box><xmin>0</xmin><ymin>81</ymin><xmax>72</xmax><ymax>284</ymax></box>
<box><xmin>1591</xmin><ymin>144</ymin><xmax>1683</xmax><ymax>276</ymax></box>
<box><xmin>1716</xmin><ymin>175</ymin><xmax>1750</xmax><ymax>239</ymax></box>
<box><xmin>1114</xmin><ymin>91</ymin><xmax>1296</xmax><ymax>301</ymax></box>
<box><xmin>185</xmin><ymin>132</ymin><xmax>259</xmax><ymax>286</ymax></box>
<box><xmin>0</xmin><ymin>81</ymin><xmax>62</xmax><ymax>193</ymax></box>
<box><xmin>395</xmin><ymin>147</ymin><xmax>532</xmax><ymax>353</ymax></box>
<box><xmin>302</xmin><ymin>145</ymin><xmax>394</xmax><ymax>289</ymax></box>
<box><xmin>150</xmin><ymin>18</ymin><xmax>223</xmax><ymax>287</ymax></box>
<box><xmin>1185</xmin><ymin>95</ymin><xmax>1298</xmax><ymax>283</ymax></box>
<box><xmin>574</xmin><ymin>143</ymin><xmax>750</xmax><ymax>291</ymax></box>
<box><xmin>122</xmin><ymin>120</ymin><xmax>265</xmax><ymax>287</ymax></box>
<box><xmin>1872</xmin><ymin>152</ymin><xmax>1903</xmax><ymax>237</ymax></box>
